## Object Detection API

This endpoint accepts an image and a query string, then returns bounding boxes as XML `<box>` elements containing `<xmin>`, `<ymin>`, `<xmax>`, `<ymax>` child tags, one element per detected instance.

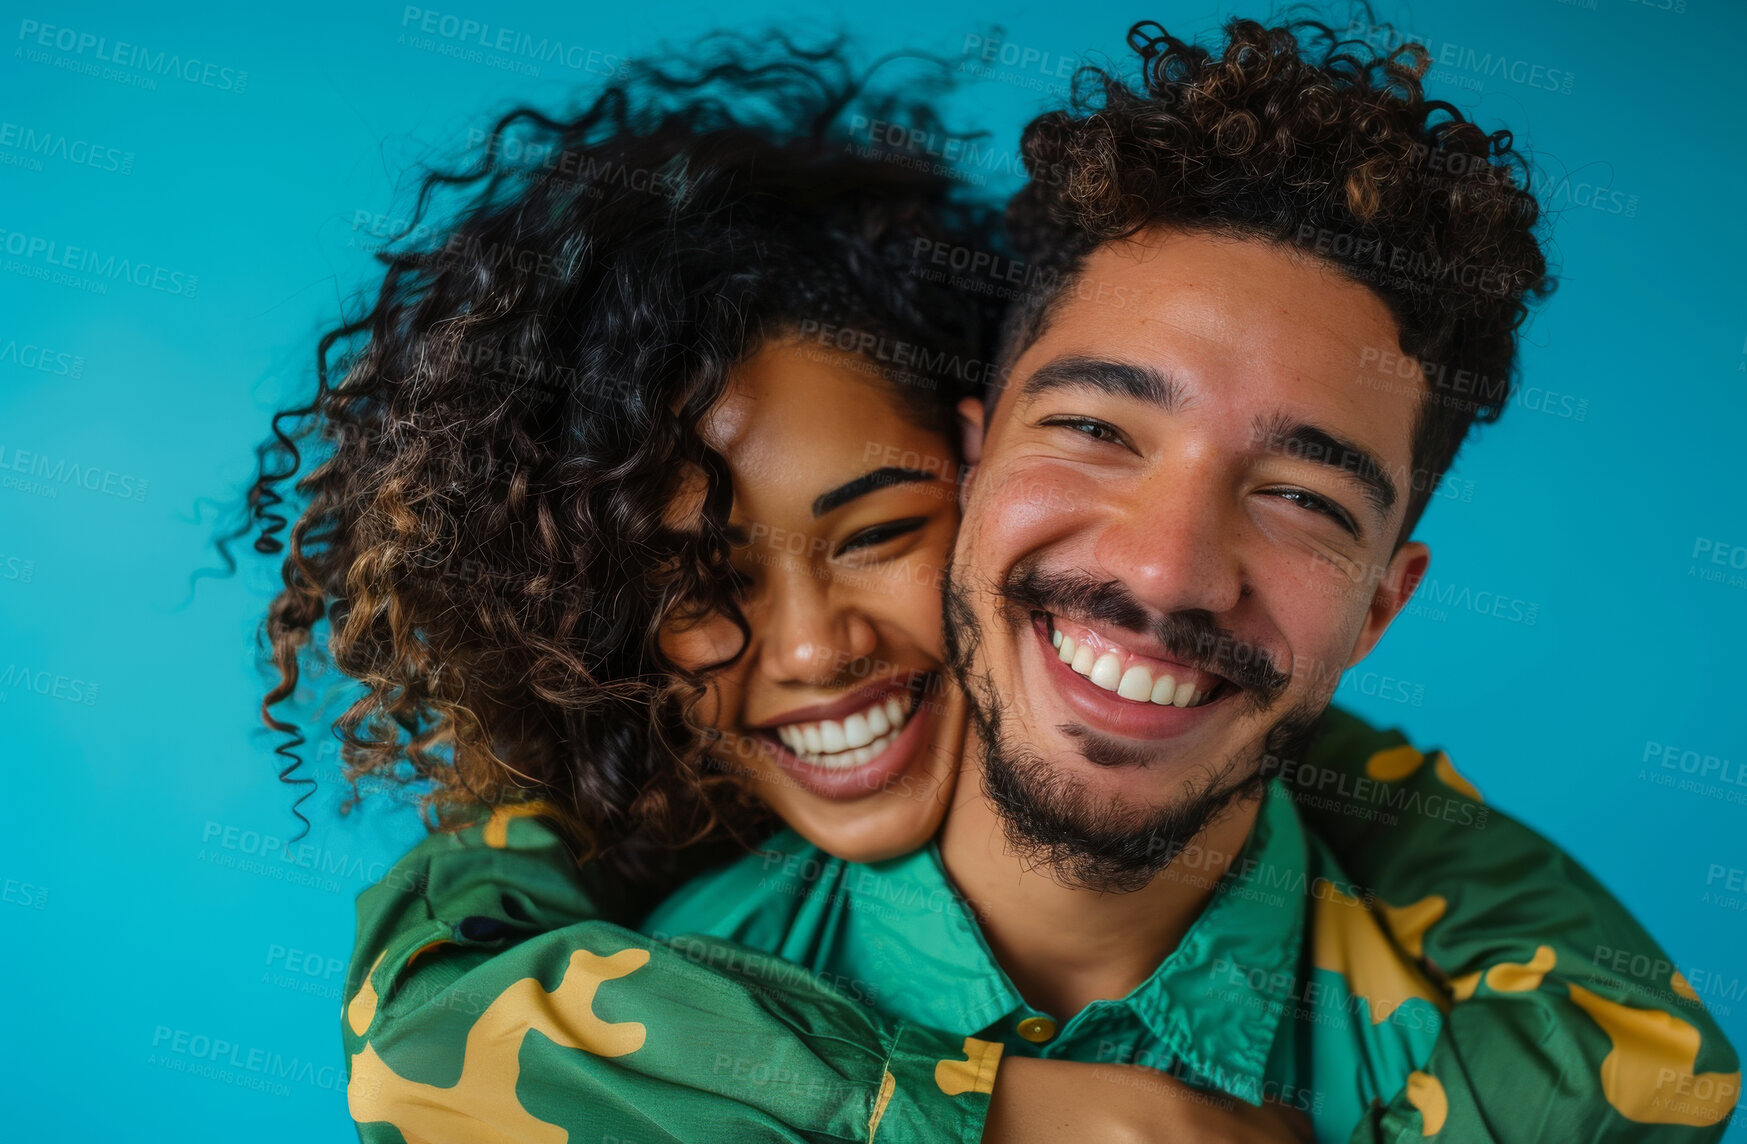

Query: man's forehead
<box><xmin>1079</xmin><ymin>230</ymin><xmax>1403</xmax><ymax>369</ymax></box>
<box><xmin>1002</xmin><ymin>231</ymin><xmax>1420</xmax><ymax>448</ymax></box>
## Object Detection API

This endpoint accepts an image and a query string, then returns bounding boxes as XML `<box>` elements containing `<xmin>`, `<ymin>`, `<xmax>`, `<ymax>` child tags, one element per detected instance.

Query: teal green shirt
<box><xmin>648</xmin><ymin>779</ymin><xmax>1447</xmax><ymax>1140</ymax></box>
<box><xmin>344</xmin><ymin>709</ymin><xmax>1741</xmax><ymax>1142</ymax></box>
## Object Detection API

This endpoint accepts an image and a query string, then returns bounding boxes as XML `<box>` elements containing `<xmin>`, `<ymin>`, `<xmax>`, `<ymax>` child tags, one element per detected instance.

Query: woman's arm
<box><xmin>1298</xmin><ymin>707</ymin><xmax>1741</xmax><ymax>1143</ymax></box>
<box><xmin>343</xmin><ymin>804</ymin><xmax>992</xmax><ymax>1143</ymax></box>
<box><xmin>345</xmin><ymin>803</ymin><xmax>1317</xmax><ymax>1144</ymax></box>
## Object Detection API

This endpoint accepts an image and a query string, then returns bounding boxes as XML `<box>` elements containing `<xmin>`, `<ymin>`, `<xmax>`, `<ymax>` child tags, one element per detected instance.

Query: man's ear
<box><xmin>955</xmin><ymin>396</ymin><xmax>984</xmax><ymax>465</ymax></box>
<box><xmin>1345</xmin><ymin>540</ymin><xmax>1430</xmax><ymax>668</ymax></box>
<box><xmin>954</xmin><ymin>396</ymin><xmax>985</xmax><ymax>508</ymax></box>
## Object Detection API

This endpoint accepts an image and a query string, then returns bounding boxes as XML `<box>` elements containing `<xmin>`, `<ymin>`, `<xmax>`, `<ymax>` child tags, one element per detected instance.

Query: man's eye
<box><xmin>1042</xmin><ymin>416</ymin><xmax>1124</xmax><ymax>444</ymax></box>
<box><xmin>1268</xmin><ymin>488</ymin><xmax>1358</xmax><ymax>536</ymax></box>
<box><xmin>837</xmin><ymin>517</ymin><xmax>926</xmax><ymax>556</ymax></box>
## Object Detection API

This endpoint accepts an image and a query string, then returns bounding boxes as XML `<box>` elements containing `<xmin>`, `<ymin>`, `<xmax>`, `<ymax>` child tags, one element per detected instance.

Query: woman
<box><xmin>252</xmin><ymin>40</ymin><xmax>1251</xmax><ymax>1141</ymax></box>
<box><xmin>236</xmin><ymin>32</ymin><xmax>1733</xmax><ymax>1144</ymax></box>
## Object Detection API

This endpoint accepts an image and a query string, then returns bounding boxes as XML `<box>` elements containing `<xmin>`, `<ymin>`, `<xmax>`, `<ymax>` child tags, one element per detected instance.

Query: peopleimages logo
<box><xmin>1433</xmin><ymin>42</ymin><xmax>1574</xmax><ymax>94</ymax></box>
<box><xmin>0</xmin><ymin>338</ymin><xmax>84</xmax><ymax>378</ymax></box>
<box><xmin>0</xmin><ymin>444</ymin><xmax>148</xmax><ymax>501</ymax></box>
<box><xmin>0</xmin><ymin>121</ymin><xmax>134</xmax><ymax>174</ymax></box>
<box><xmin>148</xmin><ymin>1026</ymin><xmax>346</xmax><ymax>1095</ymax></box>
<box><xmin>0</xmin><ymin>664</ymin><xmax>100</xmax><ymax>705</ymax></box>
<box><xmin>0</xmin><ymin>228</ymin><xmax>198</xmax><ymax>298</ymax></box>
<box><xmin>398</xmin><ymin>7</ymin><xmax>626</xmax><ymax>77</ymax></box>
<box><xmin>15</xmin><ymin>19</ymin><xmax>249</xmax><ymax>93</ymax></box>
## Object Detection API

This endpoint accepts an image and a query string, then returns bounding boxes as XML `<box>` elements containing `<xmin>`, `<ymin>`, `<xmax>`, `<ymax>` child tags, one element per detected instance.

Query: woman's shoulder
<box><xmin>351</xmin><ymin>802</ymin><xmax>609</xmax><ymax>980</ymax></box>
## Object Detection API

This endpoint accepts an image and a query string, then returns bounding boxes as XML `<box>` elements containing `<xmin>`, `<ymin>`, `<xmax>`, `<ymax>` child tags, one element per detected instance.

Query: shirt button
<box><xmin>1016</xmin><ymin>1016</ymin><xmax>1057</xmax><ymax>1043</ymax></box>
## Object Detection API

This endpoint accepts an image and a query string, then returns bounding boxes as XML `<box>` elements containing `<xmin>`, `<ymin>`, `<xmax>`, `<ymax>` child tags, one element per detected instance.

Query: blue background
<box><xmin>3</xmin><ymin>0</ymin><xmax>1743</xmax><ymax>1138</ymax></box>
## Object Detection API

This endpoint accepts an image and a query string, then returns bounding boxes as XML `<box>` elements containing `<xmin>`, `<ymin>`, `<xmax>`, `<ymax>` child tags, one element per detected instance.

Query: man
<box><xmin>345</xmin><ymin>16</ymin><xmax>1738</xmax><ymax>1144</ymax></box>
<box><xmin>645</xmin><ymin>14</ymin><xmax>1739</xmax><ymax>1141</ymax></box>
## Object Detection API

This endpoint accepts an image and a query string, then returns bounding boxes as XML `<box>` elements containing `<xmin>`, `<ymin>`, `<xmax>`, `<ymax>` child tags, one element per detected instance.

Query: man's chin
<box><xmin>973</xmin><ymin>696</ymin><xmax>1326</xmax><ymax>893</ymax></box>
<box><xmin>980</xmin><ymin>737</ymin><xmax>1260</xmax><ymax>893</ymax></box>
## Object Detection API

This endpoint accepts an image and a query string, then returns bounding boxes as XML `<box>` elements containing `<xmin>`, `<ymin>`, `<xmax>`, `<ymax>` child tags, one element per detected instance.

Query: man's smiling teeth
<box><xmin>774</xmin><ymin>696</ymin><xmax>911</xmax><ymax>770</ymax></box>
<box><xmin>1051</xmin><ymin>627</ymin><xmax>1214</xmax><ymax>708</ymax></box>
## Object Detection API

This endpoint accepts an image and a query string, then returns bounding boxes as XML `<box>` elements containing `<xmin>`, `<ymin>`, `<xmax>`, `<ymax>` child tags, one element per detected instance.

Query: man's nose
<box><xmin>758</xmin><ymin>573</ymin><xmax>879</xmax><ymax>686</ymax></box>
<box><xmin>1091</xmin><ymin>460</ymin><xmax>1245</xmax><ymax>617</ymax></box>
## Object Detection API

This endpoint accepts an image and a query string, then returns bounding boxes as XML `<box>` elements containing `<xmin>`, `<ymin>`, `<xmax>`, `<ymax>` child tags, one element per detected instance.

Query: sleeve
<box><xmin>1296</xmin><ymin>708</ymin><xmax>1741</xmax><ymax>1144</ymax></box>
<box><xmin>341</xmin><ymin>804</ymin><xmax>994</xmax><ymax>1144</ymax></box>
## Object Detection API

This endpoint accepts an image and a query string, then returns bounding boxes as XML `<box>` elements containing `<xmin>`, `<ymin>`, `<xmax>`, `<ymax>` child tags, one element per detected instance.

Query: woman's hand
<box><xmin>982</xmin><ymin>1057</ymin><xmax>1311</xmax><ymax>1144</ymax></box>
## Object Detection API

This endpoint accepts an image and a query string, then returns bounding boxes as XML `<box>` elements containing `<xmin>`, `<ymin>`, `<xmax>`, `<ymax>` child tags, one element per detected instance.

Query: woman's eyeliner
<box><xmin>837</xmin><ymin>517</ymin><xmax>927</xmax><ymax>556</ymax></box>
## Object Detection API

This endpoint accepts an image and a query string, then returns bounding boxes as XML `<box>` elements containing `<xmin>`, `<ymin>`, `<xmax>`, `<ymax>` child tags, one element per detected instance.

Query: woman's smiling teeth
<box><xmin>1050</xmin><ymin>623</ymin><xmax>1220</xmax><ymax>708</ymax></box>
<box><xmin>774</xmin><ymin>695</ymin><xmax>911</xmax><ymax>770</ymax></box>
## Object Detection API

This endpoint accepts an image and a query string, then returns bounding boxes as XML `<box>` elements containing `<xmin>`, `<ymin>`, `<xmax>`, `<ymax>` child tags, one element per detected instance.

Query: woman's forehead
<box><xmin>702</xmin><ymin>340</ymin><xmax>951</xmax><ymax>501</ymax></box>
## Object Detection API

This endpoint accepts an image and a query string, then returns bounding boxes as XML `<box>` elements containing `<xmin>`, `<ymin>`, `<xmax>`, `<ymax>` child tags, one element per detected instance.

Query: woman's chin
<box><xmin>781</xmin><ymin>775</ymin><xmax>952</xmax><ymax>864</ymax></box>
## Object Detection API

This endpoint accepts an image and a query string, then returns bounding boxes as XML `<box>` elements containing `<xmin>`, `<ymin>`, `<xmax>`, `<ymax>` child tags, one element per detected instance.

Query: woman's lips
<box><xmin>755</xmin><ymin>677</ymin><xmax>938</xmax><ymax>800</ymax></box>
<box><xmin>752</xmin><ymin>674</ymin><xmax>921</xmax><ymax>730</ymax></box>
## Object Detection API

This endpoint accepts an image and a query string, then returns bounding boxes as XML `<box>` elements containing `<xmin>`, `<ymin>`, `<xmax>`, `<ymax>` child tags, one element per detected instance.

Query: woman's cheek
<box><xmin>658</xmin><ymin>612</ymin><xmax>744</xmax><ymax>672</ymax></box>
<box><xmin>689</xmin><ymin>678</ymin><xmax>729</xmax><ymax>741</ymax></box>
<box><xmin>896</xmin><ymin>532</ymin><xmax>957</xmax><ymax>660</ymax></box>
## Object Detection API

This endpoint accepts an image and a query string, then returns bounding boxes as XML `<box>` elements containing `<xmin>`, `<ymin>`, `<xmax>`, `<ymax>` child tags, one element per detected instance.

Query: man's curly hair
<box><xmin>1001</xmin><ymin>13</ymin><xmax>1555</xmax><ymax>540</ymax></box>
<box><xmin>225</xmin><ymin>39</ymin><xmax>997</xmax><ymax>904</ymax></box>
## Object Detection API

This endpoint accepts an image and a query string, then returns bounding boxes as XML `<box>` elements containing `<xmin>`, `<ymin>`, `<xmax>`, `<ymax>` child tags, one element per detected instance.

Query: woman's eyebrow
<box><xmin>812</xmin><ymin>467</ymin><xmax>937</xmax><ymax>517</ymax></box>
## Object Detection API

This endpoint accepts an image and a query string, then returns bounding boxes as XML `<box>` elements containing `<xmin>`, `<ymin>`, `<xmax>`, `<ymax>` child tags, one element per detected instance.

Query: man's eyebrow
<box><xmin>812</xmin><ymin>467</ymin><xmax>937</xmax><ymax>517</ymax></box>
<box><xmin>1018</xmin><ymin>355</ymin><xmax>1188</xmax><ymax>412</ymax></box>
<box><xmin>1252</xmin><ymin>412</ymin><xmax>1398</xmax><ymax>520</ymax></box>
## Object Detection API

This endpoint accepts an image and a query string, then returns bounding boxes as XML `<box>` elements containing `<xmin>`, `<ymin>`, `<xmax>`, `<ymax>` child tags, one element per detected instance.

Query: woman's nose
<box><xmin>759</xmin><ymin>576</ymin><xmax>879</xmax><ymax>686</ymax></box>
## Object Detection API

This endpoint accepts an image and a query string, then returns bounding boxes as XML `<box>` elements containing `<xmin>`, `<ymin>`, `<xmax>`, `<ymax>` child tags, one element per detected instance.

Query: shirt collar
<box><xmin>1124</xmin><ymin>778</ymin><xmax>1307</xmax><ymax>1102</ymax></box>
<box><xmin>848</xmin><ymin>779</ymin><xmax>1308</xmax><ymax>1105</ymax></box>
<box><xmin>847</xmin><ymin>841</ymin><xmax>1021</xmax><ymax>1034</ymax></box>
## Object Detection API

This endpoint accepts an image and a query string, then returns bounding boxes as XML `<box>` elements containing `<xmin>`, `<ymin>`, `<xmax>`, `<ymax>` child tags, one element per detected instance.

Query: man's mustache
<box><xmin>997</xmin><ymin>560</ymin><xmax>1291</xmax><ymax>704</ymax></box>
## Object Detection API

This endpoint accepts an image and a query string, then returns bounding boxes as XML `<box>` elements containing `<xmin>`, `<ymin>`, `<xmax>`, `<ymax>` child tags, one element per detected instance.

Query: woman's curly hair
<box><xmin>225</xmin><ymin>37</ymin><xmax>999</xmax><ymax>903</ymax></box>
<box><xmin>1003</xmin><ymin>11</ymin><xmax>1555</xmax><ymax>540</ymax></box>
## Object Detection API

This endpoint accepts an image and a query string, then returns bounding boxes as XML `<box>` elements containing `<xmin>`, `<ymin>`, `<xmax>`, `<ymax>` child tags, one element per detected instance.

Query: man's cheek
<box><xmin>1285</xmin><ymin>630</ymin><xmax>1361</xmax><ymax>709</ymax></box>
<box><xmin>894</xmin><ymin>574</ymin><xmax>950</xmax><ymax>660</ymax></box>
<box><xmin>977</xmin><ymin>461</ymin><xmax>1098</xmax><ymax>540</ymax></box>
<box><xmin>1249</xmin><ymin>502</ymin><xmax>1370</xmax><ymax>586</ymax></box>
<box><xmin>1248</xmin><ymin>575</ymin><xmax>1353</xmax><ymax>702</ymax></box>
<box><xmin>1253</xmin><ymin>529</ymin><xmax>1390</xmax><ymax>656</ymax></box>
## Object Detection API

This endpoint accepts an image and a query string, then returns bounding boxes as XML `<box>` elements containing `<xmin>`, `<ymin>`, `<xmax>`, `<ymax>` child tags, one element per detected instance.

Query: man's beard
<box><xmin>942</xmin><ymin>554</ymin><xmax>1325</xmax><ymax>894</ymax></box>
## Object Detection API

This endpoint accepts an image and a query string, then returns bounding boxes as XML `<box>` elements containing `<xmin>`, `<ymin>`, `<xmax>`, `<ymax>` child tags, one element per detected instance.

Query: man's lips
<box><xmin>1029</xmin><ymin>614</ymin><xmax>1236</xmax><ymax>740</ymax></box>
<box><xmin>1044</xmin><ymin>614</ymin><xmax>1228</xmax><ymax>706</ymax></box>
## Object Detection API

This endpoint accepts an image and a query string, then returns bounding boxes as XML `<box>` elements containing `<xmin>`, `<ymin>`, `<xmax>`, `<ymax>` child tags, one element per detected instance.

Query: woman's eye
<box><xmin>1268</xmin><ymin>488</ymin><xmax>1358</xmax><ymax>536</ymax></box>
<box><xmin>836</xmin><ymin>517</ymin><xmax>927</xmax><ymax>556</ymax></box>
<box><xmin>1043</xmin><ymin>416</ymin><xmax>1123</xmax><ymax>443</ymax></box>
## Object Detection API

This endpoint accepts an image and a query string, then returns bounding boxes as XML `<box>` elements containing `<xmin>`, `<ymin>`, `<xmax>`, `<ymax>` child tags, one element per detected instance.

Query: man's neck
<box><xmin>937</xmin><ymin>734</ymin><xmax>1264</xmax><ymax>1021</ymax></box>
